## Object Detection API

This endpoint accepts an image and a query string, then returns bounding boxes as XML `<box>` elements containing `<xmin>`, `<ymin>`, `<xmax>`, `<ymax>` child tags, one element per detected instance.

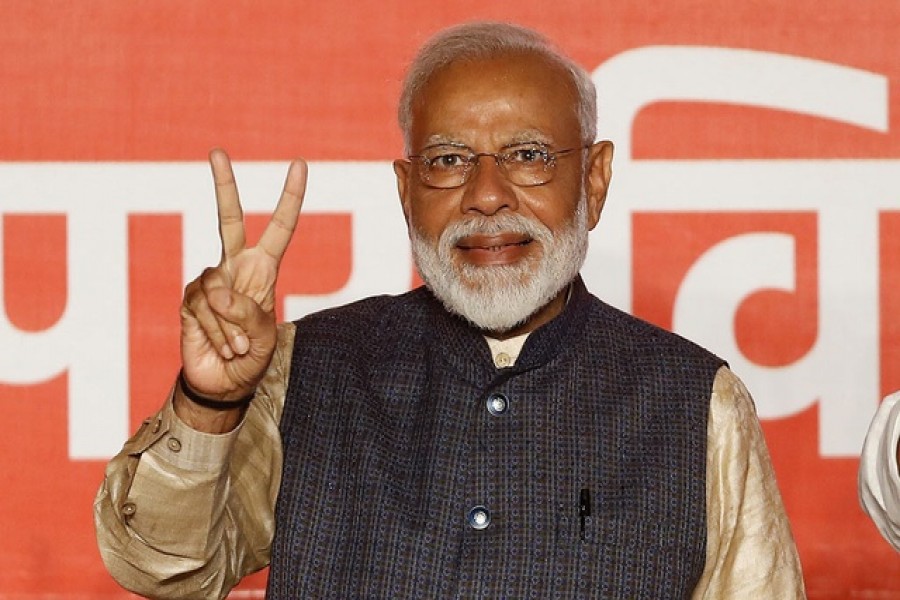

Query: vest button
<box><xmin>467</xmin><ymin>506</ymin><xmax>491</xmax><ymax>530</ymax></box>
<box><xmin>486</xmin><ymin>393</ymin><xmax>509</xmax><ymax>416</ymax></box>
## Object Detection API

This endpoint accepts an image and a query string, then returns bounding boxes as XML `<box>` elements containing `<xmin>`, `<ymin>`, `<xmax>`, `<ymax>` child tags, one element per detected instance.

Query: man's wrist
<box><xmin>177</xmin><ymin>369</ymin><xmax>255</xmax><ymax>410</ymax></box>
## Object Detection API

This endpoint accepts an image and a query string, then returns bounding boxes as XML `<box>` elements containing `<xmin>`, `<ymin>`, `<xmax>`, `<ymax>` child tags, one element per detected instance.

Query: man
<box><xmin>95</xmin><ymin>21</ymin><xmax>805</xmax><ymax>598</ymax></box>
<box><xmin>859</xmin><ymin>392</ymin><xmax>900</xmax><ymax>550</ymax></box>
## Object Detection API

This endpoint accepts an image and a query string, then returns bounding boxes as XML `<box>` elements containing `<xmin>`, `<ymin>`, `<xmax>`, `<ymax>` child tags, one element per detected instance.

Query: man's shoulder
<box><xmin>581</xmin><ymin>290</ymin><xmax>723</xmax><ymax>365</ymax></box>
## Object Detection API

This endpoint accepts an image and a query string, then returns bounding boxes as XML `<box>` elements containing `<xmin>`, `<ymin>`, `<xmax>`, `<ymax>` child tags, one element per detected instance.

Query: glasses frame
<box><xmin>406</xmin><ymin>143</ymin><xmax>592</xmax><ymax>189</ymax></box>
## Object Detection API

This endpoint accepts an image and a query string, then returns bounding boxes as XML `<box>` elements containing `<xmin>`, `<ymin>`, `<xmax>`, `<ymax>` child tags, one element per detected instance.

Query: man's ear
<box><xmin>585</xmin><ymin>140</ymin><xmax>614</xmax><ymax>230</ymax></box>
<box><xmin>393</xmin><ymin>159</ymin><xmax>413</xmax><ymax>226</ymax></box>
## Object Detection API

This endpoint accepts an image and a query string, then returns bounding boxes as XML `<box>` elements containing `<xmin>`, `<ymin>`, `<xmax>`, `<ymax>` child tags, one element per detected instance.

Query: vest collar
<box><xmin>424</xmin><ymin>276</ymin><xmax>592</xmax><ymax>382</ymax></box>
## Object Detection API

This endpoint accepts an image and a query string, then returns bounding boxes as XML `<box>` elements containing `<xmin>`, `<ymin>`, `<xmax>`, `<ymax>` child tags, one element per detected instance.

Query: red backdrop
<box><xmin>2</xmin><ymin>1</ymin><xmax>899</xmax><ymax>597</ymax></box>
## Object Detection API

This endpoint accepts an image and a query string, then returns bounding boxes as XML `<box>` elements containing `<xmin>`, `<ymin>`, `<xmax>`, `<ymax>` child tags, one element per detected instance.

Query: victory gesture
<box><xmin>176</xmin><ymin>149</ymin><xmax>307</xmax><ymax>426</ymax></box>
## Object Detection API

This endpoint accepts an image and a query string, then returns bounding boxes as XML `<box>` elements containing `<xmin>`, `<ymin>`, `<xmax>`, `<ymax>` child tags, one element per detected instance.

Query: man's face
<box><xmin>394</xmin><ymin>51</ymin><xmax>612</xmax><ymax>335</ymax></box>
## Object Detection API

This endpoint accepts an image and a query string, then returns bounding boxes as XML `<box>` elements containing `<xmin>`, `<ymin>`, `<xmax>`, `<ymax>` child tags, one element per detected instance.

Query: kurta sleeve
<box><xmin>93</xmin><ymin>323</ymin><xmax>295</xmax><ymax>600</ymax></box>
<box><xmin>692</xmin><ymin>366</ymin><xmax>806</xmax><ymax>599</ymax></box>
<box><xmin>859</xmin><ymin>391</ymin><xmax>900</xmax><ymax>551</ymax></box>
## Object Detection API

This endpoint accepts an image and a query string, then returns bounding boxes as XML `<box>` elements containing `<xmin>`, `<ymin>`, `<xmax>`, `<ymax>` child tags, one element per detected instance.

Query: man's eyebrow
<box><xmin>422</xmin><ymin>135</ymin><xmax>468</xmax><ymax>147</ymax></box>
<box><xmin>500</xmin><ymin>140</ymin><xmax>553</xmax><ymax>151</ymax></box>
<box><xmin>506</xmin><ymin>131</ymin><xmax>554</xmax><ymax>146</ymax></box>
<box><xmin>418</xmin><ymin>131</ymin><xmax>555</xmax><ymax>150</ymax></box>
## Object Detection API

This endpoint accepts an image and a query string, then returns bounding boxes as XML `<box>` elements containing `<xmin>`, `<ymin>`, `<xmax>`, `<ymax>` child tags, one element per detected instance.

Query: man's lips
<box><xmin>455</xmin><ymin>233</ymin><xmax>534</xmax><ymax>265</ymax></box>
<box><xmin>456</xmin><ymin>233</ymin><xmax>532</xmax><ymax>251</ymax></box>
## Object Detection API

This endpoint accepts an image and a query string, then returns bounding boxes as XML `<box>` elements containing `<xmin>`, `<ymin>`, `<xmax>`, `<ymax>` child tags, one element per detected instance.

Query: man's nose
<box><xmin>459</xmin><ymin>155</ymin><xmax>519</xmax><ymax>215</ymax></box>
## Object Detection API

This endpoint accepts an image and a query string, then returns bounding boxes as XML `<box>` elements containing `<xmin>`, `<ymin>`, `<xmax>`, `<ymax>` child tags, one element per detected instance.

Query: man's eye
<box><xmin>430</xmin><ymin>153</ymin><xmax>468</xmax><ymax>169</ymax></box>
<box><xmin>509</xmin><ymin>147</ymin><xmax>550</xmax><ymax>164</ymax></box>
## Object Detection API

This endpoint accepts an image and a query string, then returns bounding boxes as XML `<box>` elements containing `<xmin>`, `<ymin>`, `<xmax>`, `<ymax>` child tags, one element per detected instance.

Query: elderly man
<box><xmin>95</xmin><ymin>21</ymin><xmax>805</xmax><ymax>599</ymax></box>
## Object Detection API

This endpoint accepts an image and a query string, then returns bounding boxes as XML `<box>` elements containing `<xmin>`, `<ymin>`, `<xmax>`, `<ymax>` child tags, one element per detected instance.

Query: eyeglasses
<box><xmin>406</xmin><ymin>143</ymin><xmax>589</xmax><ymax>189</ymax></box>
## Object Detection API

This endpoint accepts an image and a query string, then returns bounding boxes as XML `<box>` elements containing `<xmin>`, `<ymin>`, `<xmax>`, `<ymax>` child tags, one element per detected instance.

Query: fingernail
<box><xmin>233</xmin><ymin>334</ymin><xmax>250</xmax><ymax>355</ymax></box>
<box><xmin>220</xmin><ymin>344</ymin><xmax>235</xmax><ymax>359</ymax></box>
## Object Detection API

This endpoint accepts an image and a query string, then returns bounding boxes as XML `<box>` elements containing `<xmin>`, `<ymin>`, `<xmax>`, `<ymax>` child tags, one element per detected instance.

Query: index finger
<box><xmin>257</xmin><ymin>158</ymin><xmax>308</xmax><ymax>262</ymax></box>
<box><xmin>209</xmin><ymin>148</ymin><xmax>246</xmax><ymax>259</ymax></box>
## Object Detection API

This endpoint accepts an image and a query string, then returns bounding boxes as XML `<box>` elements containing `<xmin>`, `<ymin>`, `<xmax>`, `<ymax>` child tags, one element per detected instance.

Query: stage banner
<box><xmin>2</xmin><ymin>1</ymin><xmax>899</xmax><ymax>597</ymax></box>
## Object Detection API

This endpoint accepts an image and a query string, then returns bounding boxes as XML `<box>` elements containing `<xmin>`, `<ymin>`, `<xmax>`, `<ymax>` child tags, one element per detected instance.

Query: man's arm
<box><xmin>94</xmin><ymin>149</ymin><xmax>307</xmax><ymax>598</ymax></box>
<box><xmin>93</xmin><ymin>323</ymin><xmax>293</xmax><ymax>599</ymax></box>
<box><xmin>692</xmin><ymin>366</ymin><xmax>807</xmax><ymax>599</ymax></box>
<box><xmin>858</xmin><ymin>391</ymin><xmax>900</xmax><ymax>550</ymax></box>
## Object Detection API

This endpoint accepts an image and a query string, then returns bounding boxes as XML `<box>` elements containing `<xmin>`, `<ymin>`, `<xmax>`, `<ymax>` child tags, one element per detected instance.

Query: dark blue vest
<box><xmin>269</xmin><ymin>278</ymin><xmax>723</xmax><ymax>598</ymax></box>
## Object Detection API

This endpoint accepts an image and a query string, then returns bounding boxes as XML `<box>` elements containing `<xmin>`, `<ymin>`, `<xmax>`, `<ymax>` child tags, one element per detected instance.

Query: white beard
<box><xmin>410</xmin><ymin>197</ymin><xmax>589</xmax><ymax>333</ymax></box>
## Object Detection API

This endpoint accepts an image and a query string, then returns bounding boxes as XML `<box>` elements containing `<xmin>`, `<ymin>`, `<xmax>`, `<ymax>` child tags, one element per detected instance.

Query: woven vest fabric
<box><xmin>268</xmin><ymin>278</ymin><xmax>724</xmax><ymax>599</ymax></box>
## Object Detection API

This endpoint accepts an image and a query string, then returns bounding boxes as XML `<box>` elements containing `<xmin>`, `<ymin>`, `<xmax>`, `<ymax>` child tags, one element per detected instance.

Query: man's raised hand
<box><xmin>178</xmin><ymin>149</ymin><xmax>307</xmax><ymax>413</ymax></box>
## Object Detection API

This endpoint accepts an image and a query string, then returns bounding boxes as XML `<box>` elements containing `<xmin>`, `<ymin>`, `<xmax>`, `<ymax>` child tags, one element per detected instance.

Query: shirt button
<box><xmin>494</xmin><ymin>352</ymin><xmax>512</xmax><ymax>368</ymax></box>
<box><xmin>151</xmin><ymin>419</ymin><xmax>161</xmax><ymax>434</ymax></box>
<box><xmin>167</xmin><ymin>437</ymin><xmax>182</xmax><ymax>453</ymax></box>
<box><xmin>467</xmin><ymin>506</ymin><xmax>491</xmax><ymax>530</ymax></box>
<box><xmin>486</xmin><ymin>393</ymin><xmax>509</xmax><ymax>416</ymax></box>
<box><xmin>122</xmin><ymin>502</ymin><xmax>137</xmax><ymax>517</ymax></box>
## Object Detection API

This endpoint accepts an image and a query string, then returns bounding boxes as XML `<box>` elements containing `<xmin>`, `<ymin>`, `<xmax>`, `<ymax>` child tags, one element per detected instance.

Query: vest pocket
<box><xmin>572</xmin><ymin>515</ymin><xmax>703</xmax><ymax>598</ymax></box>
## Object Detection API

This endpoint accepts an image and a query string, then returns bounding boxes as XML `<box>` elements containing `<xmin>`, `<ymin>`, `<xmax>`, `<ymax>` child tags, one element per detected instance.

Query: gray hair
<box><xmin>398</xmin><ymin>22</ymin><xmax>597</xmax><ymax>153</ymax></box>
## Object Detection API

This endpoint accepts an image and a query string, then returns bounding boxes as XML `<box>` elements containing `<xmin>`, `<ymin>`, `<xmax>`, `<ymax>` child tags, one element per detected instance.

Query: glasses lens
<box><xmin>503</xmin><ymin>145</ymin><xmax>554</xmax><ymax>186</ymax></box>
<box><xmin>418</xmin><ymin>147</ymin><xmax>472</xmax><ymax>188</ymax></box>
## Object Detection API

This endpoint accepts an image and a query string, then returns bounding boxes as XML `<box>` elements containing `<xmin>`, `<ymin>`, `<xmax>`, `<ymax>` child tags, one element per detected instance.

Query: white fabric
<box><xmin>859</xmin><ymin>391</ymin><xmax>900</xmax><ymax>551</ymax></box>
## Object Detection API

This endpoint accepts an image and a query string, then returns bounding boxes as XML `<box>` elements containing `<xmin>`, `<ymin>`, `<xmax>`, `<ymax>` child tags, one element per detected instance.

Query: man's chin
<box><xmin>452</xmin><ymin>301</ymin><xmax>535</xmax><ymax>334</ymax></box>
<box><xmin>452</xmin><ymin>261</ymin><xmax>535</xmax><ymax>292</ymax></box>
<box><xmin>423</xmin><ymin>272</ymin><xmax>554</xmax><ymax>334</ymax></box>
<box><xmin>411</xmin><ymin>216</ymin><xmax>585</xmax><ymax>334</ymax></box>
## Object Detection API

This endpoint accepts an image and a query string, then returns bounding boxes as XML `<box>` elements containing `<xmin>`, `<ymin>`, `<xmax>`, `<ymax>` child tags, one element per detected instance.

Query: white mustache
<box><xmin>441</xmin><ymin>214</ymin><xmax>550</xmax><ymax>247</ymax></box>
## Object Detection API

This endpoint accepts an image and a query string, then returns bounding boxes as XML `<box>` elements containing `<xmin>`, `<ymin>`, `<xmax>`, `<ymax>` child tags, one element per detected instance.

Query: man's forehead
<box><xmin>408</xmin><ymin>53</ymin><xmax>579</xmax><ymax>149</ymax></box>
<box><xmin>424</xmin><ymin>50</ymin><xmax>568</xmax><ymax>88</ymax></box>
